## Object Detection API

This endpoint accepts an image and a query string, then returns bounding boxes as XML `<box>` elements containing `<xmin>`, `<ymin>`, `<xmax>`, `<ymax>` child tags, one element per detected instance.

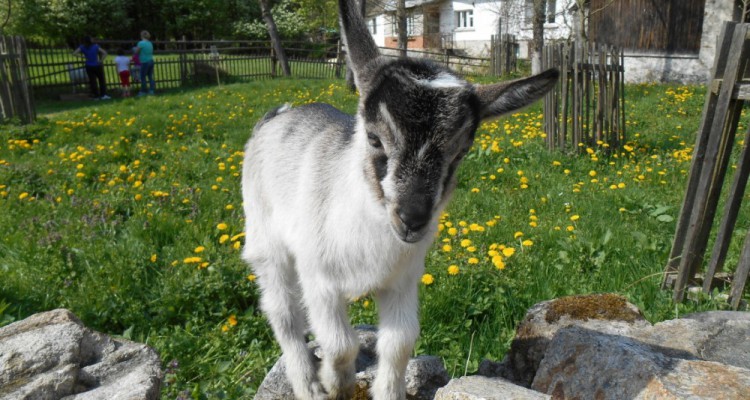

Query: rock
<box><xmin>255</xmin><ymin>325</ymin><xmax>449</xmax><ymax>399</ymax></box>
<box><xmin>435</xmin><ymin>376</ymin><xmax>550</xmax><ymax>400</ymax></box>
<box><xmin>531</xmin><ymin>326</ymin><xmax>750</xmax><ymax>399</ymax></box>
<box><xmin>0</xmin><ymin>309</ymin><xmax>162</xmax><ymax>400</ymax></box>
<box><xmin>480</xmin><ymin>294</ymin><xmax>650</xmax><ymax>387</ymax></box>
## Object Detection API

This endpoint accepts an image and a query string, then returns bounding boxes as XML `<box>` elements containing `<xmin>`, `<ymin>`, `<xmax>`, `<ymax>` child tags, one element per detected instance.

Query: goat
<box><xmin>241</xmin><ymin>1</ymin><xmax>559</xmax><ymax>398</ymax></box>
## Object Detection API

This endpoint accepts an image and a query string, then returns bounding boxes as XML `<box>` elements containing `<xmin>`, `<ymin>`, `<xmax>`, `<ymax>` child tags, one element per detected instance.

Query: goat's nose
<box><xmin>397</xmin><ymin>204</ymin><xmax>431</xmax><ymax>232</ymax></box>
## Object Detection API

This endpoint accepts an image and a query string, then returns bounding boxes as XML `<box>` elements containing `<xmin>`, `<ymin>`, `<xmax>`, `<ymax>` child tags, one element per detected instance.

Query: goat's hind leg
<box><xmin>247</xmin><ymin>250</ymin><xmax>326</xmax><ymax>400</ymax></box>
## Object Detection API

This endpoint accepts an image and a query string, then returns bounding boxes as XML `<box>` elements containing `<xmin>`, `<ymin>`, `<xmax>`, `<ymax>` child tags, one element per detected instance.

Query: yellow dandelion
<box><xmin>522</xmin><ymin>239</ymin><xmax>533</xmax><ymax>247</ymax></box>
<box><xmin>421</xmin><ymin>274</ymin><xmax>435</xmax><ymax>285</ymax></box>
<box><xmin>217</xmin><ymin>222</ymin><xmax>228</xmax><ymax>230</ymax></box>
<box><xmin>502</xmin><ymin>247</ymin><xmax>516</xmax><ymax>257</ymax></box>
<box><xmin>514</xmin><ymin>231</ymin><xmax>524</xmax><ymax>239</ymax></box>
<box><xmin>194</xmin><ymin>246</ymin><xmax>205</xmax><ymax>253</ymax></box>
<box><xmin>468</xmin><ymin>257</ymin><xmax>479</xmax><ymax>264</ymax></box>
<box><xmin>448</xmin><ymin>265</ymin><xmax>460</xmax><ymax>275</ymax></box>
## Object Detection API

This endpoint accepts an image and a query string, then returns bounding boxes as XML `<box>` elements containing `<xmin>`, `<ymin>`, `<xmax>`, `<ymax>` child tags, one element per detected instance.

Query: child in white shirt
<box><xmin>114</xmin><ymin>49</ymin><xmax>132</xmax><ymax>97</ymax></box>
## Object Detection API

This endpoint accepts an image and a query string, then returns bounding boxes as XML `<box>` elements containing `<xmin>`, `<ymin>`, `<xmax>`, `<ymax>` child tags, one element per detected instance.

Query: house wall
<box><xmin>441</xmin><ymin>0</ymin><xmax>573</xmax><ymax>58</ymax></box>
<box><xmin>622</xmin><ymin>0</ymin><xmax>736</xmax><ymax>83</ymax></box>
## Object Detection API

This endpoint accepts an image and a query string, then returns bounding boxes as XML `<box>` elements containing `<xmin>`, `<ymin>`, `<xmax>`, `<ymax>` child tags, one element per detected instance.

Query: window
<box><xmin>547</xmin><ymin>0</ymin><xmax>557</xmax><ymax>23</ymax></box>
<box><xmin>369</xmin><ymin>17</ymin><xmax>377</xmax><ymax>34</ymax></box>
<box><xmin>456</xmin><ymin>10</ymin><xmax>474</xmax><ymax>29</ymax></box>
<box><xmin>391</xmin><ymin>15</ymin><xmax>416</xmax><ymax>36</ymax></box>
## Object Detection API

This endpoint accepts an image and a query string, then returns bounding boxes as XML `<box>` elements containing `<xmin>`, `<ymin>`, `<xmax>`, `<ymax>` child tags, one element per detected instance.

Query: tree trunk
<box><xmin>531</xmin><ymin>0</ymin><xmax>545</xmax><ymax>74</ymax></box>
<box><xmin>397</xmin><ymin>0</ymin><xmax>407</xmax><ymax>57</ymax></box>
<box><xmin>346</xmin><ymin>0</ymin><xmax>367</xmax><ymax>90</ymax></box>
<box><xmin>259</xmin><ymin>0</ymin><xmax>291</xmax><ymax>76</ymax></box>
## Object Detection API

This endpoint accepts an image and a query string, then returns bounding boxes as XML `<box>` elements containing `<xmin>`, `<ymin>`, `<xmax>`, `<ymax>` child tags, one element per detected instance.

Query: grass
<box><xmin>0</xmin><ymin>78</ymin><xmax>746</xmax><ymax>398</ymax></box>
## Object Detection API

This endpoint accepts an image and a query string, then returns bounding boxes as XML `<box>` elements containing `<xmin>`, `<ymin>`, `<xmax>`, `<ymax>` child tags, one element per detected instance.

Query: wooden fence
<box><xmin>25</xmin><ymin>39</ymin><xmax>507</xmax><ymax>99</ymax></box>
<box><xmin>25</xmin><ymin>39</ymin><xmax>345</xmax><ymax>97</ymax></box>
<box><xmin>542</xmin><ymin>41</ymin><xmax>625</xmax><ymax>152</ymax></box>
<box><xmin>662</xmin><ymin>22</ymin><xmax>750</xmax><ymax>309</ymax></box>
<box><xmin>490</xmin><ymin>34</ymin><xmax>518</xmax><ymax>76</ymax></box>
<box><xmin>0</xmin><ymin>35</ymin><xmax>35</xmax><ymax>124</ymax></box>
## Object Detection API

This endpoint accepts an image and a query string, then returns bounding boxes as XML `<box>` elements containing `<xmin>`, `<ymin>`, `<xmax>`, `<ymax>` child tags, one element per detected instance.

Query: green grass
<box><xmin>0</xmin><ymin>78</ymin><xmax>745</xmax><ymax>398</ymax></box>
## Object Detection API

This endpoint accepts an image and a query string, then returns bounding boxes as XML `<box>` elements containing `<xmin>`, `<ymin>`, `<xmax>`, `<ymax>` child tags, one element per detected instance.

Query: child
<box><xmin>131</xmin><ymin>46</ymin><xmax>141</xmax><ymax>84</ymax></box>
<box><xmin>114</xmin><ymin>49</ymin><xmax>132</xmax><ymax>97</ymax></box>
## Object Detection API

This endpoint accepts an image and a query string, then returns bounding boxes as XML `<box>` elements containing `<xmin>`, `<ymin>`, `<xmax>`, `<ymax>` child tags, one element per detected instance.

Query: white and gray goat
<box><xmin>241</xmin><ymin>1</ymin><xmax>559</xmax><ymax>398</ymax></box>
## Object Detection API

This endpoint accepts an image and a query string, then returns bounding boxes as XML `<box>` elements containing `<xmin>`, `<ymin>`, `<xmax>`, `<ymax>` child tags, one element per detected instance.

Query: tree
<box><xmin>396</xmin><ymin>0</ymin><xmax>407</xmax><ymax>57</ymax></box>
<box><xmin>531</xmin><ymin>0</ymin><xmax>545</xmax><ymax>73</ymax></box>
<box><xmin>291</xmin><ymin>0</ymin><xmax>338</xmax><ymax>41</ymax></box>
<box><xmin>259</xmin><ymin>0</ymin><xmax>291</xmax><ymax>76</ymax></box>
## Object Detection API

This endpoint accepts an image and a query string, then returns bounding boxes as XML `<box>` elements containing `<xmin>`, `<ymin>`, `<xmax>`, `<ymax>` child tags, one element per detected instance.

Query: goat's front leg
<box><xmin>302</xmin><ymin>281</ymin><xmax>359</xmax><ymax>400</ymax></box>
<box><xmin>371</xmin><ymin>279</ymin><xmax>420</xmax><ymax>400</ymax></box>
<box><xmin>248</xmin><ymin>252</ymin><xmax>326</xmax><ymax>400</ymax></box>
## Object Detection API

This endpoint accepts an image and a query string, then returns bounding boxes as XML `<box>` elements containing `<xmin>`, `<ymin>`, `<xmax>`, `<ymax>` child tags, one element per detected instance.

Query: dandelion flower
<box><xmin>522</xmin><ymin>239</ymin><xmax>533</xmax><ymax>247</ymax></box>
<box><xmin>448</xmin><ymin>265</ymin><xmax>460</xmax><ymax>275</ymax></box>
<box><xmin>220</xmin><ymin>234</ymin><xmax>230</xmax><ymax>244</ymax></box>
<box><xmin>492</xmin><ymin>255</ymin><xmax>505</xmax><ymax>270</ymax></box>
<box><xmin>217</xmin><ymin>222</ymin><xmax>228</xmax><ymax>230</ymax></box>
<box><xmin>570</xmin><ymin>215</ymin><xmax>580</xmax><ymax>221</ymax></box>
<box><xmin>228</xmin><ymin>314</ymin><xmax>238</xmax><ymax>326</ymax></box>
<box><xmin>502</xmin><ymin>247</ymin><xmax>516</xmax><ymax>257</ymax></box>
<box><xmin>194</xmin><ymin>246</ymin><xmax>205</xmax><ymax>253</ymax></box>
<box><xmin>421</xmin><ymin>274</ymin><xmax>435</xmax><ymax>285</ymax></box>
<box><xmin>468</xmin><ymin>257</ymin><xmax>479</xmax><ymax>264</ymax></box>
<box><xmin>514</xmin><ymin>231</ymin><xmax>524</xmax><ymax>239</ymax></box>
<box><xmin>247</xmin><ymin>274</ymin><xmax>256</xmax><ymax>281</ymax></box>
<box><xmin>442</xmin><ymin>244</ymin><xmax>453</xmax><ymax>252</ymax></box>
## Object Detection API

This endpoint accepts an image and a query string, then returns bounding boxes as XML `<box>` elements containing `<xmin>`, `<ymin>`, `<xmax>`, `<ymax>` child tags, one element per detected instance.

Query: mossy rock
<box><xmin>545</xmin><ymin>293</ymin><xmax>643</xmax><ymax>324</ymax></box>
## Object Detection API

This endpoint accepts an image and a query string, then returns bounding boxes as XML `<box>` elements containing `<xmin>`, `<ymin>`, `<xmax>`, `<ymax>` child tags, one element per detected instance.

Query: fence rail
<box><xmin>490</xmin><ymin>34</ymin><xmax>518</xmax><ymax>76</ymax></box>
<box><xmin>0</xmin><ymin>35</ymin><xmax>35</xmax><ymax>123</ymax></box>
<box><xmin>25</xmin><ymin>39</ymin><xmax>346</xmax><ymax>97</ymax></box>
<box><xmin>542</xmin><ymin>41</ymin><xmax>625</xmax><ymax>152</ymax></box>
<box><xmin>24</xmin><ymin>38</ymin><xmax>508</xmax><ymax>99</ymax></box>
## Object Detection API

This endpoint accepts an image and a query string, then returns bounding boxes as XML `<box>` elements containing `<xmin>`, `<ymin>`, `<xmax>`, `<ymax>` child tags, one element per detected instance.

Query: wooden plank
<box><xmin>730</xmin><ymin>229</ymin><xmax>750</xmax><ymax>309</ymax></box>
<box><xmin>704</xmin><ymin>120</ymin><xmax>750</xmax><ymax>293</ymax></box>
<box><xmin>672</xmin><ymin>23</ymin><xmax>750</xmax><ymax>302</ymax></box>
<box><xmin>664</xmin><ymin>22</ymin><xmax>738</xmax><ymax>287</ymax></box>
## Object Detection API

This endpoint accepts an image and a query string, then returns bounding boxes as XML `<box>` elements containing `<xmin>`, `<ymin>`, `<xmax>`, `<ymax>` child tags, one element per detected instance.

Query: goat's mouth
<box><xmin>389</xmin><ymin>212</ymin><xmax>430</xmax><ymax>244</ymax></box>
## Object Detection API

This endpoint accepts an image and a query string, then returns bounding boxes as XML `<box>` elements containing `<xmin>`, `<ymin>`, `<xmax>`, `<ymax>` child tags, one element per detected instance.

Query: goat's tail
<box><xmin>255</xmin><ymin>104</ymin><xmax>292</xmax><ymax>130</ymax></box>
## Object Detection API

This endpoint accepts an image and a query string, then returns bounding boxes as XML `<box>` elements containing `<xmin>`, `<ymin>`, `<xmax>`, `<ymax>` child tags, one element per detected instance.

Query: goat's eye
<box><xmin>366</xmin><ymin>132</ymin><xmax>382</xmax><ymax>148</ymax></box>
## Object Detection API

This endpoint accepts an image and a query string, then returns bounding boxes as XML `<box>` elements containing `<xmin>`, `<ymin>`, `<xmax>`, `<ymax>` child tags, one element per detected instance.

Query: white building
<box><xmin>366</xmin><ymin>0</ymin><xmax>574</xmax><ymax>58</ymax></box>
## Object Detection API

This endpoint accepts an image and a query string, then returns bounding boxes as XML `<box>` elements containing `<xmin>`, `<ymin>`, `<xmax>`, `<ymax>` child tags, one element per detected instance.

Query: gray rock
<box><xmin>435</xmin><ymin>376</ymin><xmax>550</xmax><ymax>400</ymax></box>
<box><xmin>479</xmin><ymin>294</ymin><xmax>650</xmax><ymax>387</ymax></box>
<box><xmin>0</xmin><ymin>309</ymin><xmax>162</xmax><ymax>400</ymax></box>
<box><xmin>532</xmin><ymin>326</ymin><xmax>750</xmax><ymax>399</ymax></box>
<box><xmin>255</xmin><ymin>325</ymin><xmax>448</xmax><ymax>399</ymax></box>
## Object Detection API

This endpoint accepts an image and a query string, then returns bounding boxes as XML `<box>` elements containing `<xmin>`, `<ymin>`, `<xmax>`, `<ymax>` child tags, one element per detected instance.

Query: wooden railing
<box><xmin>663</xmin><ymin>22</ymin><xmax>750</xmax><ymax>309</ymax></box>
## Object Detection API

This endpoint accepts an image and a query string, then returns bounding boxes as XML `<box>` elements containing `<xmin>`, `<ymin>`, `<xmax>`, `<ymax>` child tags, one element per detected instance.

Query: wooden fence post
<box><xmin>664</xmin><ymin>23</ymin><xmax>749</xmax><ymax>302</ymax></box>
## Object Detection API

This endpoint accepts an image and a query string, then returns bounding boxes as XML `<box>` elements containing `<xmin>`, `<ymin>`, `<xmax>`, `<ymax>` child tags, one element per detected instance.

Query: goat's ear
<box><xmin>339</xmin><ymin>0</ymin><xmax>379</xmax><ymax>90</ymax></box>
<box><xmin>474</xmin><ymin>68</ymin><xmax>559</xmax><ymax>121</ymax></box>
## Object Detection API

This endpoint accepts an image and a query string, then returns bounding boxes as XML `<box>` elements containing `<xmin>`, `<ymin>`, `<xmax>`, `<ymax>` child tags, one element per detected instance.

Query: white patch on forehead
<box><xmin>417</xmin><ymin>72</ymin><xmax>465</xmax><ymax>89</ymax></box>
<box><xmin>417</xmin><ymin>142</ymin><xmax>431</xmax><ymax>161</ymax></box>
<box><xmin>379</xmin><ymin>102</ymin><xmax>402</xmax><ymax>146</ymax></box>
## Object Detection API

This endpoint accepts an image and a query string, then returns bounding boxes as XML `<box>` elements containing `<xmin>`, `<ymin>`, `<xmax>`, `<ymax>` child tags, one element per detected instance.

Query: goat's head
<box><xmin>339</xmin><ymin>0</ymin><xmax>559</xmax><ymax>244</ymax></box>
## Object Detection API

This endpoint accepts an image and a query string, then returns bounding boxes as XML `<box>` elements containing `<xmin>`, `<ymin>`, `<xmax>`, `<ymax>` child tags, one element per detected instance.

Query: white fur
<box><xmin>417</xmin><ymin>72</ymin><xmax>465</xmax><ymax>89</ymax></box>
